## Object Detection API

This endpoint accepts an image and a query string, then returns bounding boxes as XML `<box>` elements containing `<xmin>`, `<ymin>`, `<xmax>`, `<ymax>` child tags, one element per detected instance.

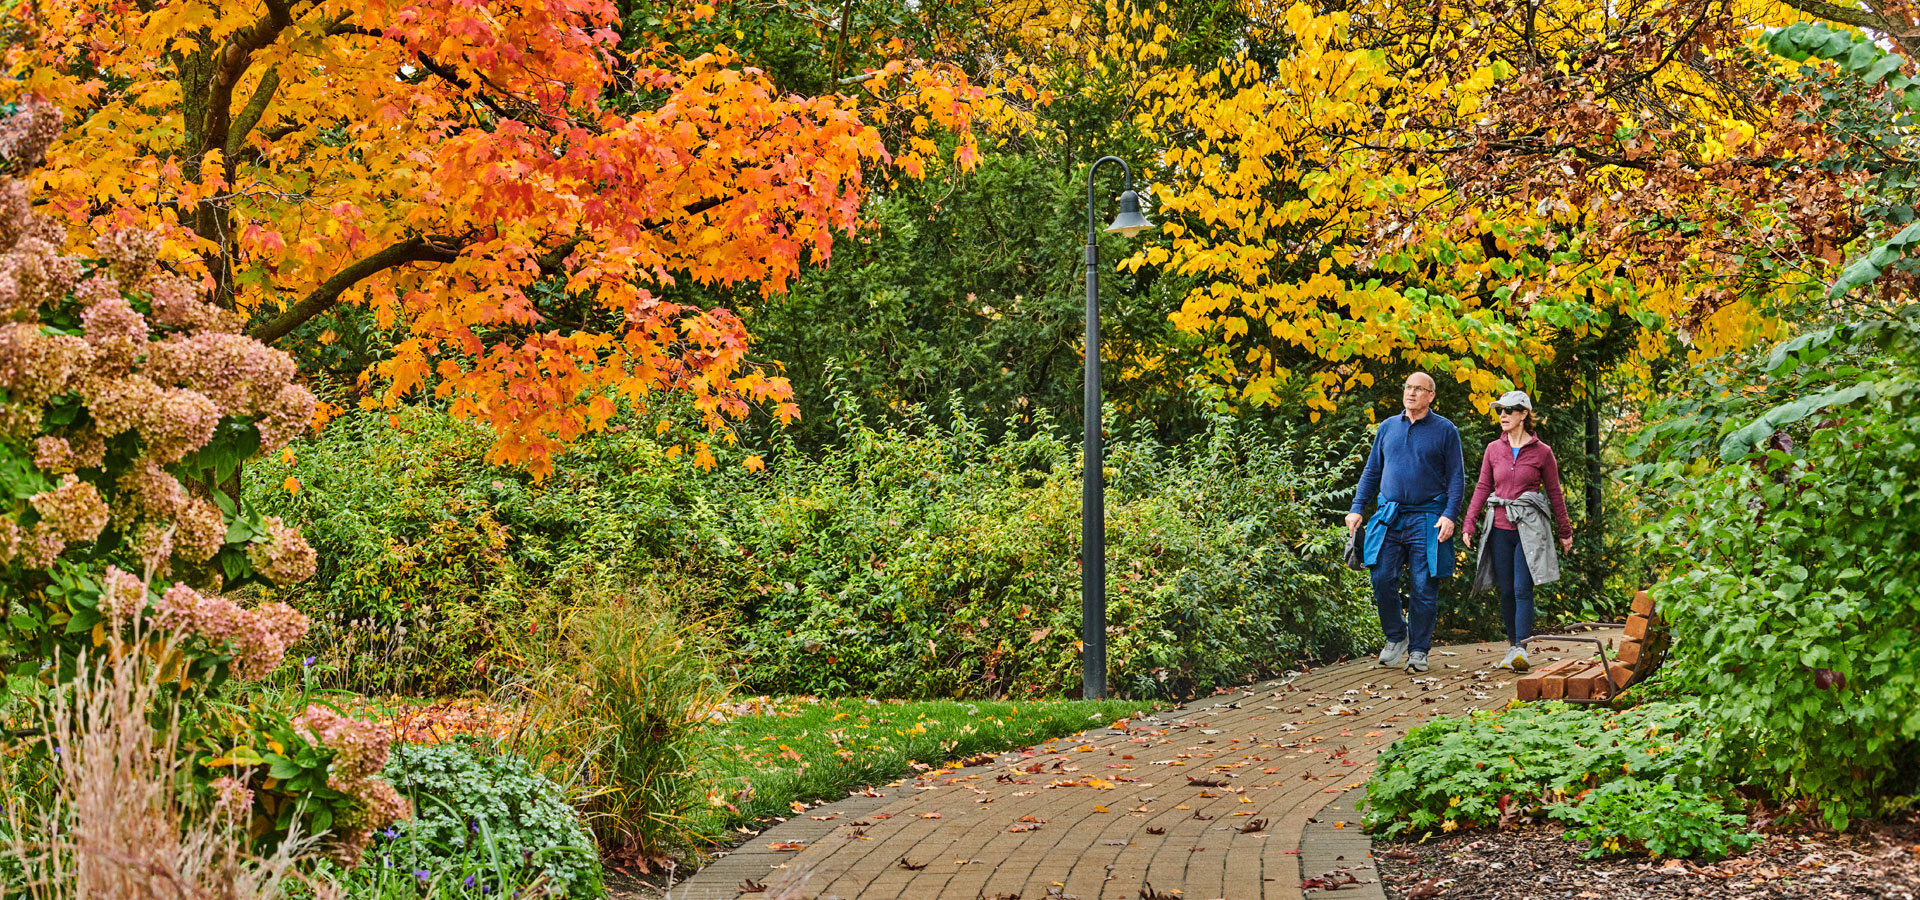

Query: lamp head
<box><xmin>1104</xmin><ymin>189</ymin><xmax>1155</xmax><ymax>238</ymax></box>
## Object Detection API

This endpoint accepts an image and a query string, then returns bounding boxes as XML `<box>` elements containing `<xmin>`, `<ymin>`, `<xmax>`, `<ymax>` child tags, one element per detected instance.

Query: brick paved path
<box><xmin>673</xmin><ymin>638</ymin><xmax>1559</xmax><ymax>900</ymax></box>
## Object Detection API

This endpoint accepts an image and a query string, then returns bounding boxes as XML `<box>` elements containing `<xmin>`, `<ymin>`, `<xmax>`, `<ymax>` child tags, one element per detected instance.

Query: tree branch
<box><xmin>203</xmin><ymin>0</ymin><xmax>296</xmax><ymax>161</ymax></box>
<box><xmin>249</xmin><ymin>235</ymin><xmax>466</xmax><ymax>345</ymax></box>
<box><xmin>1781</xmin><ymin>0</ymin><xmax>1919</xmax><ymax>41</ymax></box>
<box><xmin>225</xmin><ymin>68</ymin><xmax>281</xmax><ymax>159</ymax></box>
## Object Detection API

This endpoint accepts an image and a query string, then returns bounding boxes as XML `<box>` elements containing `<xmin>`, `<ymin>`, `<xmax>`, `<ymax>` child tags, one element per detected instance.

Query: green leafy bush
<box><xmin>721</xmin><ymin>401</ymin><xmax>1379</xmax><ymax>699</ymax></box>
<box><xmin>357</xmin><ymin>741</ymin><xmax>602</xmax><ymax>899</ymax></box>
<box><xmin>1362</xmin><ymin>701</ymin><xmax>1734</xmax><ymax>844</ymax></box>
<box><xmin>1549</xmin><ymin>777</ymin><xmax>1759</xmax><ymax>861</ymax></box>
<box><xmin>247</xmin><ymin>408</ymin><xmax>740</xmax><ymax>695</ymax></box>
<box><xmin>1630</xmin><ymin>311</ymin><xmax>1920</xmax><ymax>829</ymax></box>
<box><xmin>253</xmin><ymin>398</ymin><xmax>1379</xmax><ymax>700</ymax></box>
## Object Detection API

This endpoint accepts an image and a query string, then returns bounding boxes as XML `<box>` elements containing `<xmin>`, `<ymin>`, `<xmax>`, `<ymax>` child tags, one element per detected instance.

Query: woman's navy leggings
<box><xmin>1489</xmin><ymin>527</ymin><xmax>1535</xmax><ymax>645</ymax></box>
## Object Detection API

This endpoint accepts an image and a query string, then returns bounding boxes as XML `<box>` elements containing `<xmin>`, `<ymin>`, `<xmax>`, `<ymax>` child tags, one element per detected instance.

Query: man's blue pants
<box><xmin>1369</xmin><ymin>518</ymin><xmax>1439</xmax><ymax>654</ymax></box>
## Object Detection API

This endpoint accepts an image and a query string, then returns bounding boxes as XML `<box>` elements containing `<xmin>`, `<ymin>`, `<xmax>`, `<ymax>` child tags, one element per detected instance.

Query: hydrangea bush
<box><xmin>0</xmin><ymin>96</ymin><xmax>403</xmax><ymax>860</ymax></box>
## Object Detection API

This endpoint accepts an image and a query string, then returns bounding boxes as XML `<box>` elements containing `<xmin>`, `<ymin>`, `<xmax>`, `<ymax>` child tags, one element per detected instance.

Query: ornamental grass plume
<box><xmin>0</xmin><ymin>609</ymin><xmax>313</xmax><ymax>900</ymax></box>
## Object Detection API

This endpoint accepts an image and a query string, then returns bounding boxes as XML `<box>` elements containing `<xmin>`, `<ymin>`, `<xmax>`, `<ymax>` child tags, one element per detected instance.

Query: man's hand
<box><xmin>1560</xmin><ymin>535</ymin><xmax>1573</xmax><ymax>554</ymax></box>
<box><xmin>1436</xmin><ymin>516</ymin><xmax>1456</xmax><ymax>543</ymax></box>
<box><xmin>1345</xmin><ymin>512</ymin><xmax>1364</xmax><ymax>534</ymax></box>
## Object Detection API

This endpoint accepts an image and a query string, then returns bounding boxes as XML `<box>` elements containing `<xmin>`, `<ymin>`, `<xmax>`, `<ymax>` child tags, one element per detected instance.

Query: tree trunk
<box><xmin>1585</xmin><ymin>386</ymin><xmax>1604</xmax><ymax>593</ymax></box>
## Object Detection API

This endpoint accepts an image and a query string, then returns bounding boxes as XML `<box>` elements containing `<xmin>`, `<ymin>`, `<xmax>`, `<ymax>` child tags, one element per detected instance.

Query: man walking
<box><xmin>1345</xmin><ymin>372</ymin><xmax>1466</xmax><ymax>674</ymax></box>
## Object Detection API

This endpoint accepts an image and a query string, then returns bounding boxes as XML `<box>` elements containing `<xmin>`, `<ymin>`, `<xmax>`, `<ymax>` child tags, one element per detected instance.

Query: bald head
<box><xmin>1402</xmin><ymin>371</ymin><xmax>1436</xmax><ymax>419</ymax></box>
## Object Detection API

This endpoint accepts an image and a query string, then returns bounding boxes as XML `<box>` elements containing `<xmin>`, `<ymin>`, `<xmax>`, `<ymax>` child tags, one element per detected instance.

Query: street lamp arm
<box><xmin>1086</xmin><ymin>155</ymin><xmax>1135</xmax><ymax>240</ymax></box>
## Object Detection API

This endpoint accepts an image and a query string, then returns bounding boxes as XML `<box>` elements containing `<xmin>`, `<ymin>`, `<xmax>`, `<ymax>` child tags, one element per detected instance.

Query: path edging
<box><xmin>1297</xmin><ymin>787</ymin><xmax>1386</xmax><ymax>899</ymax></box>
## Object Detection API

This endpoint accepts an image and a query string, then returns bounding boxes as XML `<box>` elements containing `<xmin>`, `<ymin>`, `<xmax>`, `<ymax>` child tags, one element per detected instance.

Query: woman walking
<box><xmin>1462</xmin><ymin>390</ymin><xmax>1573</xmax><ymax>672</ymax></box>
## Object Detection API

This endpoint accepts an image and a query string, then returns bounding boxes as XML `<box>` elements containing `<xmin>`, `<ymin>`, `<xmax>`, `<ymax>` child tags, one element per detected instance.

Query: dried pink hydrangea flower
<box><xmin>94</xmin><ymin>228</ymin><xmax>163</xmax><ymax>287</ymax></box>
<box><xmin>80</xmin><ymin>296</ymin><xmax>150</xmax><ymax>372</ymax></box>
<box><xmin>207</xmin><ymin>775</ymin><xmax>255</xmax><ymax>821</ymax></box>
<box><xmin>31</xmin><ymin>475</ymin><xmax>110</xmax><ymax>545</ymax></box>
<box><xmin>0</xmin><ymin>96</ymin><xmax>61</xmax><ymax>172</ymax></box>
<box><xmin>130</xmin><ymin>521</ymin><xmax>175</xmax><ymax>575</ymax></box>
<box><xmin>247</xmin><ymin>516</ymin><xmax>317</xmax><ymax>586</ymax></box>
<box><xmin>98</xmin><ymin>564</ymin><xmax>148</xmax><ymax>623</ymax></box>
<box><xmin>33</xmin><ymin>435</ymin><xmax>70</xmax><ymax>470</ymax></box>
<box><xmin>151</xmin><ymin>584</ymin><xmax>310</xmax><ymax>680</ymax></box>
<box><xmin>20</xmin><ymin>524</ymin><xmax>67</xmax><ymax>568</ymax></box>
<box><xmin>173</xmin><ymin>497</ymin><xmax>226</xmax><ymax>563</ymax></box>
<box><xmin>255</xmin><ymin>383</ymin><xmax>317</xmax><ymax>451</ymax></box>
<box><xmin>0</xmin><ymin>518</ymin><xmax>20</xmax><ymax>565</ymax></box>
<box><xmin>114</xmin><ymin>457</ymin><xmax>186</xmax><ymax>524</ymax></box>
<box><xmin>297</xmin><ymin>705</ymin><xmax>393</xmax><ymax>783</ymax></box>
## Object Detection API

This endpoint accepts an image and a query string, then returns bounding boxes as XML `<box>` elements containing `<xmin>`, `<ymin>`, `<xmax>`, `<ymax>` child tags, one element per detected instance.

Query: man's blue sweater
<box><xmin>1350</xmin><ymin>411</ymin><xmax>1466</xmax><ymax>521</ymax></box>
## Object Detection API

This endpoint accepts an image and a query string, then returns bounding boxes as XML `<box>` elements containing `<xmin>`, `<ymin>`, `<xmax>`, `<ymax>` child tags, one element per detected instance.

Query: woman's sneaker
<box><xmin>1377</xmin><ymin>638</ymin><xmax>1410</xmax><ymax>668</ymax></box>
<box><xmin>1499</xmin><ymin>645</ymin><xmax>1531</xmax><ymax>672</ymax></box>
<box><xmin>1405</xmin><ymin>651</ymin><xmax>1429</xmax><ymax>673</ymax></box>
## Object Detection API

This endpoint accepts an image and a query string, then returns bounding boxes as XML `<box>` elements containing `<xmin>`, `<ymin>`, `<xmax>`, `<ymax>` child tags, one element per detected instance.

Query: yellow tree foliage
<box><xmin>4</xmin><ymin>0</ymin><xmax>978</xmax><ymax>473</ymax></box>
<box><xmin>1123</xmin><ymin>0</ymin><xmax>1854</xmax><ymax>416</ymax></box>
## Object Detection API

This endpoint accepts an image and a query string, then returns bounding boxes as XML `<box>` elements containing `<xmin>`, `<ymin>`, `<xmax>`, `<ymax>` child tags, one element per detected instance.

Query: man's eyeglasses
<box><xmin>1494</xmin><ymin>405</ymin><xmax>1525</xmax><ymax>414</ymax></box>
<box><xmin>1402</xmin><ymin>384</ymin><xmax>1433</xmax><ymax>393</ymax></box>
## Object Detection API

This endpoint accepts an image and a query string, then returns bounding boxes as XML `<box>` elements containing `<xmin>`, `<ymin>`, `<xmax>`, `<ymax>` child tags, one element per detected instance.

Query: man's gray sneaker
<box><xmin>1377</xmin><ymin>638</ymin><xmax>1410</xmax><ymax>668</ymax></box>
<box><xmin>1405</xmin><ymin>650</ymin><xmax>1430</xmax><ymax>674</ymax></box>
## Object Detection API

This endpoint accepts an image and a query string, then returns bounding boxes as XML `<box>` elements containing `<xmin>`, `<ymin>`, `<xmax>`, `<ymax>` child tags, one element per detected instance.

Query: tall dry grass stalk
<box><xmin>0</xmin><ymin>625</ymin><xmax>315</xmax><ymax>900</ymax></box>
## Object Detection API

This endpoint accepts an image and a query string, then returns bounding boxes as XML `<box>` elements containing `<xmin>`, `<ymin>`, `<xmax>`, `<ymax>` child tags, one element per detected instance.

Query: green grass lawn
<box><xmin>687</xmin><ymin>696</ymin><xmax>1158</xmax><ymax>838</ymax></box>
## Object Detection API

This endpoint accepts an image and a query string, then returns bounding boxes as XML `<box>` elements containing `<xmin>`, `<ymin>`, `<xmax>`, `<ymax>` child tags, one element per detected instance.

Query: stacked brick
<box><xmin>1515</xmin><ymin>590</ymin><xmax>1660</xmax><ymax>703</ymax></box>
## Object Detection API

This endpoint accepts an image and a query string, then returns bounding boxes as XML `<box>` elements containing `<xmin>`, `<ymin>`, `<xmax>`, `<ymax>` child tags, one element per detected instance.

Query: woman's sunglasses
<box><xmin>1494</xmin><ymin>406</ymin><xmax>1526</xmax><ymax>414</ymax></box>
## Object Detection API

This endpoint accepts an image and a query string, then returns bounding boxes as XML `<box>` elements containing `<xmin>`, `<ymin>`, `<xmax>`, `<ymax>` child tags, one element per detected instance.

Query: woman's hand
<box><xmin>1461</xmin><ymin>528</ymin><xmax>1473</xmax><ymax>550</ymax></box>
<box><xmin>1559</xmin><ymin>535</ymin><xmax>1573</xmax><ymax>554</ymax></box>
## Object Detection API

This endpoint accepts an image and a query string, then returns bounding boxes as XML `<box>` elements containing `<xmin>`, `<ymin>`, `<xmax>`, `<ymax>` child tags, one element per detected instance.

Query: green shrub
<box><xmin>723</xmin><ymin>404</ymin><xmax>1379</xmax><ymax>699</ymax></box>
<box><xmin>358</xmin><ymin>741</ymin><xmax>602</xmax><ymax>899</ymax></box>
<box><xmin>1362</xmin><ymin>701</ymin><xmax>1728</xmax><ymax>839</ymax></box>
<box><xmin>248</xmin><ymin>408</ymin><xmax>743</xmax><ymax>695</ymax></box>
<box><xmin>1629</xmin><ymin>311</ymin><xmax>1920</xmax><ymax>828</ymax></box>
<box><xmin>253</xmin><ymin>398</ymin><xmax>1379</xmax><ymax>700</ymax></box>
<box><xmin>1548</xmin><ymin>777</ymin><xmax>1759</xmax><ymax>861</ymax></box>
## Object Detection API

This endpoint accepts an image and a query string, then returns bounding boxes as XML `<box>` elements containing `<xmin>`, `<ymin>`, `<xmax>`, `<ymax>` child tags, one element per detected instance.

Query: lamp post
<box><xmin>1082</xmin><ymin>156</ymin><xmax>1154</xmax><ymax>701</ymax></box>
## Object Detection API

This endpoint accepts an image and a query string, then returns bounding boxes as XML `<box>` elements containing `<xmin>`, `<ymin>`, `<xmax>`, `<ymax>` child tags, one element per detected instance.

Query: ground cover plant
<box><xmin>308</xmin><ymin>740</ymin><xmax>604</xmax><ymax>900</ymax></box>
<box><xmin>1362</xmin><ymin>701</ymin><xmax>1757</xmax><ymax>860</ymax></box>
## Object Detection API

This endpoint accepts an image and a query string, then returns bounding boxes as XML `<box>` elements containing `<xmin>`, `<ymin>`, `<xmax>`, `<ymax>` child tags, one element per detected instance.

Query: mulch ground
<box><xmin>1378</xmin><ymin>818</ymin><xmax>1920</xmax><ymax>900</ymax></box>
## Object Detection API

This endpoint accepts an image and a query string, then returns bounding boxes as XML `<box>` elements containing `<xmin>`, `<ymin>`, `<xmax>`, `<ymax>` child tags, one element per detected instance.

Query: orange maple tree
<box><xmin>4</xmin><ymin>0</ymin><xmax>977</xmax><ymax>473</ymax></box>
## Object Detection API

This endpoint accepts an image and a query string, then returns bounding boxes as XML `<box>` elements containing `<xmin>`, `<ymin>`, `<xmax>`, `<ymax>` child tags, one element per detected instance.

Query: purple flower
<box><xmin>413</xmin><ymin>869</ymin><xmax>429</xmax><ymax>882</ymax></box>
<box><xmin>463</xmin><ymin>875</ymin><xmax>476</xmax><ymax>888</ymax></box>
<box><xmin>304</xmin><ymin>656</ymin><xmax>314</xmax><ymax>667</ymax></box>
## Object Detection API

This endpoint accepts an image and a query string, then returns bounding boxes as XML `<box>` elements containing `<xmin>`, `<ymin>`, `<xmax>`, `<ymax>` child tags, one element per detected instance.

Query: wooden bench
<box><xmin>1515</xmin><ymin>589</ymin><xmax>1668</xmax><ymax>704</ymax></box>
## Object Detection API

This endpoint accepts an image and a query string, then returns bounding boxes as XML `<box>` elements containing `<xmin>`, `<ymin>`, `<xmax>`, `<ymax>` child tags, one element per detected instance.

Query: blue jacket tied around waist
<box><xmin>1362</xmin><ymin>496</ymin><xmax>1455</xmax><ymax>579</ymax></box>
